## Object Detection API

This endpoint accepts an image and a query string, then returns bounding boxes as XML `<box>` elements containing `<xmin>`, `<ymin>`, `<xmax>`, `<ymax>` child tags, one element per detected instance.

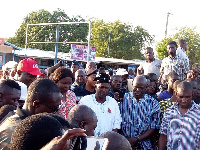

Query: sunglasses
<box><xmin>39</xmin><ymin>101</ymin><xmax>60</xmax><ymax>113</ymax></box>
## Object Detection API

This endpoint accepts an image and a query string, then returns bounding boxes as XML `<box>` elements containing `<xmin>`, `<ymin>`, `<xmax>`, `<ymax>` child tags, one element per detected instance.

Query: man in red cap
<box><xmin>16</xmin><ymin>58</ymin><xmax>43</xmax><ymax>87</ymax></box>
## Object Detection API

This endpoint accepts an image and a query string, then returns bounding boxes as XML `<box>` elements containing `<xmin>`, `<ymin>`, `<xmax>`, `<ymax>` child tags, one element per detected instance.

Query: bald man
<box><xmin>120</xmin><ymin>75</ymin><xmax>161</xmax><ymax>149</ymax></box>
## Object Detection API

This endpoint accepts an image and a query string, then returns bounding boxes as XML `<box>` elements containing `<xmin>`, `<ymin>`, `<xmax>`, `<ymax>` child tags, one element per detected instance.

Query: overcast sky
<box><xmin>1</xmin><ymin>0</ymin><xmax>200</xmax><ymax>46</ymax></box>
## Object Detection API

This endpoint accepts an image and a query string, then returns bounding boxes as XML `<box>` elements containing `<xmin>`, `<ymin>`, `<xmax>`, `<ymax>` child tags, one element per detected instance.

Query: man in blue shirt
<box><xmin>120</xmin><ymin>75</ymin><xmax>161</xmax><ymax>149</ymax></box>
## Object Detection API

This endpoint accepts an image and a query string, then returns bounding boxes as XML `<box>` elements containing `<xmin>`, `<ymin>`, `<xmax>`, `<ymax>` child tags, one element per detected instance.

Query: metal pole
<box><xmin>25</xmin><ymin>24</ymin><xmax>29</xmax><ymax>58</ymax></box>
<box><xmin>165</xmin><ymin>12</ymin><xmax>171</xmax><ymax>37</ymax></box>
<box><xmin>54</xmin><ymin>25</ymin><xmax>59</xmax><ymax>64</ymax></box>
<box><xmin>108</xmin><ymin>30</ymin><xmax>111</xmax><ymax>58</ymax></box>
<box><xmin>87</xmin><ymin>21</ymin><xmax>91</xmax><ymax>62</ymax></box>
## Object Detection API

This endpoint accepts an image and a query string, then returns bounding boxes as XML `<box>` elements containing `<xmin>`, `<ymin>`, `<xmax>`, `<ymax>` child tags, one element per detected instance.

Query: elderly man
<box><xmin>159</xmin><ymin>81</ymin><xmax>200</xmax><ymax>149</ymax></box>
<box><xmin>120</xmin><ymin>75</ymin><xmax>161</xmax><ymax>149</ymax></box>
<box><xmin>0</xmin><ymin>79</ymin><xmax>62</xmax><ymax>150</ymax></box>
<box><xmin>79</xmin><ymin>73</ymin><xmax>122</xmax><ymax>137</ymax></box>
<box><xmin>137</xmin><ymin>47</ymin><xmax>162</xmax><ymax>79</ymax></box>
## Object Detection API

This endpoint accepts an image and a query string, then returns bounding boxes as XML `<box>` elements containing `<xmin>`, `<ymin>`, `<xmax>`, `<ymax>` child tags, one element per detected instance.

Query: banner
<box><xmin>71</xmin><ymin>44</ymin><xmax>96</xmax><ymax>61</ymax></box>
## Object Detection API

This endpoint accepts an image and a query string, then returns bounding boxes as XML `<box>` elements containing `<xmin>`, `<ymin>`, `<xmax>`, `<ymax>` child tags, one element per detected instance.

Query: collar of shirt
<box><xmin>16</xmin><ymin>107</ymin><xmax>30</xmax><ymax>120</ymax></box>
<box><xmin>173</xmin><ymin>101</ymin><xmax>199</xmax><ymax>113</ymax></box>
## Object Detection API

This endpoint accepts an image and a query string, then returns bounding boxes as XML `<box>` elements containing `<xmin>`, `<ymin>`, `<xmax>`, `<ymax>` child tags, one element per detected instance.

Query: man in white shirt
<box><xmin>137</xmin><ymin>47</ymin><xmax>161</xmax><ymax>79</ymax></box>
<box><xmin>79</xmin><ymin>73</ymin><xmax>122</xmax><ymax>137</ymax></box>
<box><xmin>176</xmin><ymin>39</ymin><xmax>189</xmax><ymax>65</ymax></box>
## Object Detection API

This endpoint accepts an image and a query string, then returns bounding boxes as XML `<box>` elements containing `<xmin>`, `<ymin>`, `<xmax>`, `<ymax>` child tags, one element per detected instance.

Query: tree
<box><xmin>155</xmin><ymin>27</ymin><xmax>200</xmax><ymax>65</ymax></box>
<box><xmin>90</xmin><ymin>19</ymin><xmax>154</xmax><ymax>60</ymax></box>
<box><xmin>7</xmin><ymin>9</ymin><xmax>88</xmax><ymax>53</ymax></box>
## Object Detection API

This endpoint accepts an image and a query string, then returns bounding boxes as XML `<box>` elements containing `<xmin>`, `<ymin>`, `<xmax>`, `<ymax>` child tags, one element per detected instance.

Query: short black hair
<box><xmin>100</xmin><ymin>131</ymin><xmax>132</xmax><ymax>150</ymax></box>
<box><xmin>0</xmin><ymin>105</ymin><xmax>16</xmax><ymax>122</ymax></box>
<box><xmin>26</xmin><ymin>79</ymin><xmax>61</xmax><ymax>104</ymax></box>
<box><xmin>167</xmin><ymin>41</ymin><xmax>178</xmax><ymax>48</ymax></box>
<box><xmin>52</xmin><ymin>66</ymin><xmax>74</xmax><ymax>83</ymax></box>
<box><xmin>10</xmin><ymin>113</ymin><xmax>63</xmax><ymax>150</ymax></box>
<box><xmin>147</xmin><ymin>73</ymin><xmax>157</xmax><ymax>81</ymax></box>
<box><xmin>47</xmin><ymin>113</ymin><xmax>71</xmax><ymax>129</ymax></box>
<box><xmin>0</xmin><ymin>79</ymin><xmax>21</xmax><ymax>93</ymax></box>
<box><xmin>110</xmin><ymin>75</ymin><xmax>122</xmax><ymax>82</ymax></box>
<box><xmin>67</xmin><ymin>104</ymin><xmax>97</xmax><ymax>126</ymax></box>
<box><xmin>167</xmin><ymin>72</ymin><xmax>178</xmax><ymax>80</ymax></box>
<box><xmin>177</xmin><ymin>81</ymin><xmax>193</xmax><ymax>92</ymax></box>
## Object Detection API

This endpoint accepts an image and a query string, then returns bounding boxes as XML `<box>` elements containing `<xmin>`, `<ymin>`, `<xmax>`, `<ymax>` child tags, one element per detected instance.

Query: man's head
<box><xmin>94</xmin><ymin>73</ymin><xmax>110</xmax><ymax>99</ymax></box>
<box><xmin>23</xmin><ymin>79</ymin><xmax>62</xmax><ymax>115</ymax></box>
<box><xmin>67</xmin><ymin>105</ymin><xmax>97</xmax><ymax>136</ymax></box>
<box><xmin>86</xmin><ymin>69</ymin><xmax>98</xmax><ymax>88</ymax></box>
<box><xmin>178</xmin><ymin>39</ymin><xmax>188</xmax><ymax>50</ymax></box>
<box><xmin>75</xmin><ymin>69</ymin><xmax>86</xmax><ymax>86</ymax></box>
<box><xmin>167</xmin><ymin>72</ymin><xmax>179</xmax><ymax>89</ymax></box>
<box><xmin>10</xmin><ymin>113</ymin><xmax>64</xmax><ymax>150</ymax></box>
<box><xmin>100</xmin><ymin>131</ymin><xmax>132</xmax><ymax>150</ymax></box>
<box><xmin>17</xmin><ymin>58</ymin><xmax>43</xmax><ymax>87</ymax></box>
<box><xmin>132</xmin><ymin>75</ymin><xmax>147</xmax><ymax>100</ymax></box>
<box><xmin>99</xmin><ymin>67</ymin><xmax>106</xmax><ymax>74</ymax></box>
<box><xmin>0</xmin><ymin>80</ymin><xmax>21</xmax><ymax>108</ymax></box>
<box><xmin>145</xmin><ymin>47</ymin><xmax>154</xmax><ymax>61</ymax></box>
<box><xmin>167</xmin><ymin>41</ymin><xmax>177</xmax><ymax>57</ymax></box>
<box><xmin>110</xmin><ymin>75</ymin><xmax>122</xmax><ymax>91</ymax></box>
<box><xmin>185</xmin><ymin>78</ymin><xmax>198</xmax><ymax>99</ymax></box>
<box><xmin>176</xmin><ymin>81</ymin><xmax>193</xmax><ymax>109</ymax></box>
<box><xmin>85</xmin><ymin>61</ymin><xmax>97</xmax><ymax>71</ymax></box>
<box><xmin>71</xmin><ymin>60</ymin><xmax>79</xmax><ymax>75</ymax></box>
<box><xmin>52</xmin><ymin>66</ymin><xmax>74</xmax><ymax>93</ymax></box>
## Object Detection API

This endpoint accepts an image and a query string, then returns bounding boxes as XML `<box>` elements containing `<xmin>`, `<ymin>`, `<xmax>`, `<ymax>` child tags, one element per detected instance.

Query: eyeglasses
<box><xmin>39</xmin><ymin>101</ymin><xmax>60</xmax><ymax>113</ymax></box>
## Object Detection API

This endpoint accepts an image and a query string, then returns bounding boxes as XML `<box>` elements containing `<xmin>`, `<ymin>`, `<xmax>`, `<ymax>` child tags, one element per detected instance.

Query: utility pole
<box><xmin>107</xmin><ymin>30</ymin><xmax>111</xmax><ymax>58</ymax></box>
<box><xmin>165</xmin><ymin>12</ymin><xmax>172</xmax><ymax>37</ymax></box>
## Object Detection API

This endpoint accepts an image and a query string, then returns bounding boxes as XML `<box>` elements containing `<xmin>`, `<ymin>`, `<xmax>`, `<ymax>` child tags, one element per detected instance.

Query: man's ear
<box><xmin>79</xmin><ymin>120</ymin><xmax>87</xmax><ymax>129</ymax></box>
<box><xmin>17</xmin><ymin>70</ymin><xmax>22</xmax><ymax>77</ymax></box>
<box><xmin>85</xmin><ymin>76</ymin><xmax>88</xmax><ymax>82</ymax></box>
<box><xmin>32</xmin><ymin>100</ymin><xmax>40</xmax><ymax>108</ymax></box>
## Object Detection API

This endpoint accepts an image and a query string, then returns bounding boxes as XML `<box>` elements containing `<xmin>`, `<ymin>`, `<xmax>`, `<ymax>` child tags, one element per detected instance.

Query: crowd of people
<box><xmin>0</xmin><ymin>39</ymin><xmax>200</xmax><ymax>150</ymax></box>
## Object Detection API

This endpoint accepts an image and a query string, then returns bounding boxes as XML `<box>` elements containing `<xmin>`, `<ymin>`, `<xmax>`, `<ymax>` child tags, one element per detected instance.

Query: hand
<box><xmin>40</xmin><ymin>128</ymin><xmax>87</xmax><ymax>150</ymax></box>
<box><xmin>127</xmin><ymin>137</ymin><xmax>137</xmax><ymax>146</ymax></box>
<box><xmin>114</xmin><ymin>92</ymin><xmax>120</xmax><ymax>101</ymax></box>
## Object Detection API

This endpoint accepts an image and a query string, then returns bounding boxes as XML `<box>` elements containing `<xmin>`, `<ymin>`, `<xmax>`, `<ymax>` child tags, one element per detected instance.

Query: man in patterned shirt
<box><xmin>159</xmin><ymin>41</ymin><xmax>189</xmax><ymax>82</ymax></box>
<box><xmin>120</xmin><ymin>75</ymin><xmax>161</xmax><ymax>149</ymax></box>
<box><xmin>159</xmin><ymin>81</ymin><xmax>200</xmax><ymax>149</ymax></box>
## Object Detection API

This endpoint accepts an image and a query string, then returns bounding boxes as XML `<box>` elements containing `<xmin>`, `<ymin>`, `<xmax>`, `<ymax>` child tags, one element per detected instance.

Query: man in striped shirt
<box><xmin>159</xmin><ymin>81</ymin><xmax>200</xmax><ymax>150</ymax></box>
<box><xmin>120</xmin><ymin>75</ymin><xmax>161</xmax><ymax>149</ymax></box>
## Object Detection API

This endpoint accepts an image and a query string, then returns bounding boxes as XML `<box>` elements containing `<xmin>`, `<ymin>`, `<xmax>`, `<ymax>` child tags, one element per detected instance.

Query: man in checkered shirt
<box><xmin>159</xmin><ymin>41</ymin><xmax>189</xmax><ymax>82</ymax></box>
<box><xmin>159</xmin><ymin>81</ymin><xmax>200</xmax><ymax>149</ymax></box>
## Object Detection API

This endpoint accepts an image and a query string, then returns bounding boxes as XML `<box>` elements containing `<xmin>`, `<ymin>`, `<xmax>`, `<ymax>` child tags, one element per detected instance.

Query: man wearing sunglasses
<box><xmin>0</xmin><ymin>79</ymin><xmax>62</xmax><ymax>150</ymax></box>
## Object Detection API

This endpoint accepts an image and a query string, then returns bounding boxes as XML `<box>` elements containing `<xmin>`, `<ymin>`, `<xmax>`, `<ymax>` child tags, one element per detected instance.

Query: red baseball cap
<box><xmin>17</xmin><ymin>58</ymin><xmax>43</xmax><ymax>76</ymax></box>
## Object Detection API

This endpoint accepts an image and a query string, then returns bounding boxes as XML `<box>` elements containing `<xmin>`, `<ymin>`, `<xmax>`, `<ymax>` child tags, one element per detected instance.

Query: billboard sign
<box><xmin>71</xmin><ymin>44</ymin><xmax>96</xmax><ymax>61</ymax></box>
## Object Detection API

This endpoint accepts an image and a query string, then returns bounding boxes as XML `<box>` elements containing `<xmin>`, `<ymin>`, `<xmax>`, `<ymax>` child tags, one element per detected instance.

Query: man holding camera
<box><xmin>107</xmin><ymin>75</ymin><xmax>126</xmax><ymax>102</ymax></box>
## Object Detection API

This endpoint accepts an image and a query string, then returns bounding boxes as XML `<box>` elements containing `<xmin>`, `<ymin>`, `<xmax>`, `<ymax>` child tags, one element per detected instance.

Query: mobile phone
<box><xmin>86</xmin><ymin>136</ymin><xmax>108</xmax><ymax>150</ymax></box>
<box><xmin>119</xmin><ymin>88</ymin><xmax>126</xmax><ymax>98</ymax></box>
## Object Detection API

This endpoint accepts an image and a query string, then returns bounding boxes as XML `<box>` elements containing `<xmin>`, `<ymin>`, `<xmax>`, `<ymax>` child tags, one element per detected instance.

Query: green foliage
<box><xmin>90</xmin><ymin>19</ymin><xmax>154</xmax><ymax>60</ymax></box>
<box><xmin>7</xmin><ymin>9</ymin><xmax>154</xmax><ymax>60</ymax></box>
<box><xmin>156</xmin><ymin>27</ymin><xmax>200</xmax><ymax>65</ymax></box>
<box><xmin>156</xmin><ymin>37</ymin><xmax>173</xmax><ymax>60</ymax></box>
<box><xmin>7</xmin><ymin>9</ymin><xmax>88</xmax><ymax>53</ymax></box>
